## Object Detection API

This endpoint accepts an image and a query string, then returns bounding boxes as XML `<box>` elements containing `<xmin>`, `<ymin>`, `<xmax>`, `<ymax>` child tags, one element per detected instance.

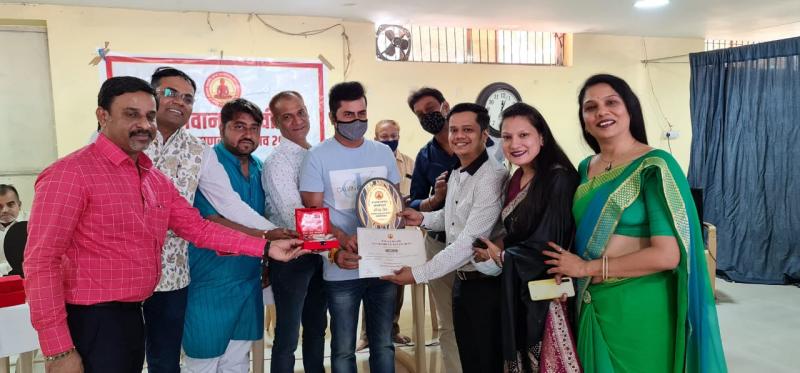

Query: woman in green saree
<box><xmin>543</xmin><ymin>74</ymin><xmax>726</xmax><ymax>373</ymax></box>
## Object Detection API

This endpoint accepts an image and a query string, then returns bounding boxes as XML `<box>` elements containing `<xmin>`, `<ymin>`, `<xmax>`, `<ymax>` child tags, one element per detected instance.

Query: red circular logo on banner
<box><xmin>204</xmin><ymin>71</ymin><xmax>242</xmax><ymax>107</ymax></box>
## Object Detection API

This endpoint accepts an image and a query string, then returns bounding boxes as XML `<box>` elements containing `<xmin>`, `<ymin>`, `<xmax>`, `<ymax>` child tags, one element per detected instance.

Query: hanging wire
<box><xmin>252</xmin><ymin>14</ymin><xmax>352</xmax><ymax>79</ymax></box>
<box><xmin>206</xmin><ymin>12</ymin><xmax>214</xmax><ymax>32</ymax></box>
<box><xmin>641</xmin><ymin>38</ymin><xmax>675</xmax><ymax>153</ymax></box>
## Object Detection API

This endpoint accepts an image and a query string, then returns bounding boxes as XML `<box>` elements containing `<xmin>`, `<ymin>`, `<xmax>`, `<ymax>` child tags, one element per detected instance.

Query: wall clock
<box><xmin>476</xmin><ymin>82</ymin><xmax>522</xmax><ymax>137</ymax></box>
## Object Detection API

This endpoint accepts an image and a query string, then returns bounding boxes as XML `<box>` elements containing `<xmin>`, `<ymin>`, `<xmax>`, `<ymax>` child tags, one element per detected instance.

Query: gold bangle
<box><xmin>328</xmin><ymin>247</ymin><xmax>340</xmax><ymax>264</ymax></box>
<box><xmin>45</xmin><ymin>347</ymin><xmax>75</xmax><ymax>362</ymax></box>
<box><xmin>602</xmin><ymin>255</ymin><xmax>609</xmax><ymax>281</ymax></box>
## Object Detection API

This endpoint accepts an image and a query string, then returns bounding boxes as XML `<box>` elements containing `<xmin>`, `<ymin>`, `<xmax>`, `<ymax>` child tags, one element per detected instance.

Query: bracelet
<box><xmin>601</xmin><ymin>255</ymin><xmax>609</xmax><ymax>281</ymax></box>
<box><xmin>45</xmin><ymin>347</ymin><xmax>75</xmax><ymax>362</ymax></box>
<box><xmin>328</xmin><ymin>247</ymin><xmax>340</xmax><ymax>264</ymax></box>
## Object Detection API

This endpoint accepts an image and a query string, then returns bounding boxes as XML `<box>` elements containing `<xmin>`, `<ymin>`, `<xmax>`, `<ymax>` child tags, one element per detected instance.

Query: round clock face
<box><xmin>476</xmin><ymin>83</ymin><xmax>522</xmax><ymax>137</ymax></box>
<box><xmin>486</xmin><ymin>89</ymin><xmax>520</xmax><ymax>134</ymax></box>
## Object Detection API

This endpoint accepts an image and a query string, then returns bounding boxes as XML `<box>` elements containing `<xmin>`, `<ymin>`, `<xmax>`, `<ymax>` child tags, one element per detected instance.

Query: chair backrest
<box><xmin>3</xmin><ymin>221</ymin><xmax>28</xmax><ymax>277</ymax></box>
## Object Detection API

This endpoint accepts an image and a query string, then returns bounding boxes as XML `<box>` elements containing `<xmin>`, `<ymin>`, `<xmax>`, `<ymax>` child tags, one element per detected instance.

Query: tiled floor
<box><xmin>8</xmin><ymin>279</ymin><xmax>799</xmax><ymax>372</ymax></box>
<box><xmin>714</xmin><ymin>279</ymin><xmax>800</xmax><ymax>373</ymax></box>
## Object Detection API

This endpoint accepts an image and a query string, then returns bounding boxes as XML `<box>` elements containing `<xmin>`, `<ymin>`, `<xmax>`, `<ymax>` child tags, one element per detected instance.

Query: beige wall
<box><xmin>2</xmin><ymin>4</ymin><xmax>703</xmax><ymax>171</ymax></box>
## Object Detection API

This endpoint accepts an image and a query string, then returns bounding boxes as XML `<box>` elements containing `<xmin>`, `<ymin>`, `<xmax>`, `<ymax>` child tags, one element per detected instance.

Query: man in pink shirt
<box><xmin>24</xmin><ymin>76</ymin><xmax>304</xmax><ymax>373</ymax></box>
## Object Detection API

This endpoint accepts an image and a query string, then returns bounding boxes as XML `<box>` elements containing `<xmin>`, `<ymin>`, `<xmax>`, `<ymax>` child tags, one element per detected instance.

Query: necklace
<box><xmin>598</xmin><ymin>156</ymin><xmax>614</xmax><ymax>171</ymax></box>
<box><xmin>597</xmin><ymin>139</ymin><xmax>640</xmax><ymax>173</ymax></box>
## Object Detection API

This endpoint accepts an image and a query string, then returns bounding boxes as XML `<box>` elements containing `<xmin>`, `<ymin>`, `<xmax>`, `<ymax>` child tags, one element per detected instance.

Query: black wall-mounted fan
<box><xmin>375</xmin><ymin>24</ymin><xmax>411</xmax><ymax>61</ymax></box>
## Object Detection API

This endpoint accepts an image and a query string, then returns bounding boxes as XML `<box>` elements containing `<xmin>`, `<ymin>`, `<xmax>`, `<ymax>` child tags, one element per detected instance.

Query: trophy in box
<box><xmin>295</xmin><ymin>207</ymin><xmax>339</xmax><ymax>251</ymax></box>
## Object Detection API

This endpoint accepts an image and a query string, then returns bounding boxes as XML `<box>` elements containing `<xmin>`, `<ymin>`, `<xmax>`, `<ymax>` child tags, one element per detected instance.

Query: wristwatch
<box><xmin>263</xmin><ymin>240</ymin><xmax>271</xmax><ymax>258</ymax></box>
<box><xmin>45</xmin><ymin>347</ymin><xmax>75</xmax><ymax>362</ymax></box>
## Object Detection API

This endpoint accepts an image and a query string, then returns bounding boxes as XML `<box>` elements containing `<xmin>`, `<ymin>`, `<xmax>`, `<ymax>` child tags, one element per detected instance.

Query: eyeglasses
<box><xmin>227</xmin><ymin>122</ymin><xmax>262</xmax><ymax>134</ymax></box>
<box><xmin>157</xmin><ymin>87</ymin><xmax>195</xmax><ymax>106</ymax></box>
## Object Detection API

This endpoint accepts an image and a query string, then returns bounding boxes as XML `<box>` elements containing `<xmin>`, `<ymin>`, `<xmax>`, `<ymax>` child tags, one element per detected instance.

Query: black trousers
<box><xmin>452</xmin><ymin>275</ymin><xmax>504</xmax><ymax>373</ymax></box>
<box><xmin>66</xmin><ymin>302</ymin><xmax>145</xmax><ymax>373</ymax></box>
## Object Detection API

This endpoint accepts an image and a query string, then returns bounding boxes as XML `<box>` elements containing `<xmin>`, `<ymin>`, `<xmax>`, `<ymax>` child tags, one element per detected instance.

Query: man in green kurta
<box><xmin>182</xmin><ymin>98</ymin><xmax>290</xmax><ymax>372</ymax></box>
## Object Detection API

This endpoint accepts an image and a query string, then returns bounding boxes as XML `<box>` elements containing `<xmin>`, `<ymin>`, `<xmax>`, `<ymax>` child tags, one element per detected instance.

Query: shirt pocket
<box><xmin>453</xmin><ymin>186</ymin><xmax>475</xmax><ymax>220</ymax></box>
<box><xmin>141</xmin><ymin>184</ymin><xmax>172</xmax><ymax>240</ymax></box>
<box><xmin>145</xmin><ymin>199</ymin><xmax>169</xmax><ymax>233</ymax></box>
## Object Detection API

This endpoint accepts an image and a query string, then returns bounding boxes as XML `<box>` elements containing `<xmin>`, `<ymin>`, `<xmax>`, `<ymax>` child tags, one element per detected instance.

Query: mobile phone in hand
<box><xmin>472</xmin><ymin>238</ymin><xmax>488</xmax><ymax>249</ymax></box>
<box><xmin>528</xmin><ymin>277</ymin><xmax>575</xmax><ymax>301</ymax></box>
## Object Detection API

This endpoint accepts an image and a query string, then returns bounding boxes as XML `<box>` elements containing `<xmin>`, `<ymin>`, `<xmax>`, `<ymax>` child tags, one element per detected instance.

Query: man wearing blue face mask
<box><xmin>299</xmin><ymin>81</ymin><xmax>400</xmax><ymax>373</ymax></box>
<box><xmin>374</xmin><ymin>120</ymin><xmax>415</xmax><ymax>198</ymax></box>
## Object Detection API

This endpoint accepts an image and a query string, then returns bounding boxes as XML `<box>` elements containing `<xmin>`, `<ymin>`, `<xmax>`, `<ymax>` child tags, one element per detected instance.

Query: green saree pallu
<box><xmin>572</xmin><ymin>150</ymin><xmax>726</xmax><ymax>373</ymax></box>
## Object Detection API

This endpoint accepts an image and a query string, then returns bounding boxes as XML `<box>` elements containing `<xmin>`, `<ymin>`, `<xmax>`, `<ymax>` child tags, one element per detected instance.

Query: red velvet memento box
<box><xmin>295</xmin><ymin>208</ymin><xmax>339</xmax><ymax>251</ymax></box>
<box><xmin>0</xmin><ymin>275</ymin><xmax>25</xmax><ymax>308</ymax></box>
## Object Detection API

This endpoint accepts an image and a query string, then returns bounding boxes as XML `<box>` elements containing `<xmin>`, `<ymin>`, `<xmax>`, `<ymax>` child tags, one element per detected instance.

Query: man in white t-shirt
<box><xmin>299</xmin><ymin>82</ymin><xmax>400</xmax><ymax>372</ymax></box>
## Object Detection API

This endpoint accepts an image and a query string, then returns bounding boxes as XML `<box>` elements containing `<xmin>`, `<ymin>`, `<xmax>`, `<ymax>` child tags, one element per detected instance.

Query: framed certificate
<box><xmin>357</xmin><ymin>227</ymin><xmax>426</xmax><ymax>278</ymax></box>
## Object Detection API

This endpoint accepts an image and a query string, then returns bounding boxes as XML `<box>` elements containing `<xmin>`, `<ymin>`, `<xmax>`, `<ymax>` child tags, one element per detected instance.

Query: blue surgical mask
<box><xmin>336</xmin><ymin>119</ymin><xmax>368</xmax><ymax>141</ymax></box>
<box><xmin>380</xmin><ymin>139</ymin><xmax>399</xmax><ymax>152</ymax></box>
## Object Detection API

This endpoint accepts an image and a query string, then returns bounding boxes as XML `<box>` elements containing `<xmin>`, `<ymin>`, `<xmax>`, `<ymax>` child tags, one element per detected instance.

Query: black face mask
<box><xmin>419</xmin><ymin>111</ymin><xmax>446</xmax><ymax>135</ymax></box>
<box><xmin>379</xmin><ymin>139</ymin><xmax>399</xmax><ymax>152</ymax></box>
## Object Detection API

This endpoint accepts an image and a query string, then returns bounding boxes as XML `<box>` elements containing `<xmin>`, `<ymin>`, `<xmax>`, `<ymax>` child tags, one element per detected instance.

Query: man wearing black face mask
<box><xmin>406</xmin><ymin>87</ymin><xmax>462</xmax><ymax>373</ymax></box>
<box><xmin>299</xmin><ymin>81</ymin><xmax>401</xmax><ymax>372</ymax></box>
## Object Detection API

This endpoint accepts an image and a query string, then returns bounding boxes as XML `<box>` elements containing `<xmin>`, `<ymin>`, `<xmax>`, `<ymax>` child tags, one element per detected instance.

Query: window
<box><xmin>375</xmin><ymin>24</ymin><xmax>566</xmax><ymax>66</ymax></box>
<box><xmin>705</xmin><ymin>39</ymin><xmax>755</xmax><ymax>51</ymax></box>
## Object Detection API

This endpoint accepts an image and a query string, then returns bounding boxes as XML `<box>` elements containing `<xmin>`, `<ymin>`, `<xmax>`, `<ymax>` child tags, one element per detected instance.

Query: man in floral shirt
<box><xmin>143</xmin><ymin>67</ymin><xmax>282</xmax><ymax>372</ymax></box>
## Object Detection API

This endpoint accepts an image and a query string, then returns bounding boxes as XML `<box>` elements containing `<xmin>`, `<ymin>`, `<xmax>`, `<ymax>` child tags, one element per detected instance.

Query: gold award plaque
<box><xmin>357</xmin><ymin>177</ymin><xmax>404</xmax><ymax>228</ymax></box>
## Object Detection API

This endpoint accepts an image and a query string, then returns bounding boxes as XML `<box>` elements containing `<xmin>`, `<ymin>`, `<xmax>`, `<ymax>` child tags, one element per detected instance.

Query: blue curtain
<box><xmin>688</xmin><ymin>37</ymin><xmax>800</xmax><ymax>284</ymax></box>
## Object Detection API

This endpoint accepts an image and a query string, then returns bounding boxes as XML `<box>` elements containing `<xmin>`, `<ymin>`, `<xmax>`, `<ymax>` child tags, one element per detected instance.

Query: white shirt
<box><xmin>200</xmin><ymin>148</ymin><xmax>275</xmax><ymax>231</ymax></box>
<box><xmin>262</xmin><ymin>139</ymin><xmax>308</xmax><ymax>230</ymax></box>
<box><xmin>411</xmin><ymin>151</ymin><xmax>507</xmax><ymax>284</ymax></box>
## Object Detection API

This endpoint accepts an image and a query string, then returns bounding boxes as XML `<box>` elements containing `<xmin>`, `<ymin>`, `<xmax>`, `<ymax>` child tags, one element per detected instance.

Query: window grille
<box><xmin>376</xmin><ymin>24</ymin><xmax>566</xmax><ymax>66</ymax></box>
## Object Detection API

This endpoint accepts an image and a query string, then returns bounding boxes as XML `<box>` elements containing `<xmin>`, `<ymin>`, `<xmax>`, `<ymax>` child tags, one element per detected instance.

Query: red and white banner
<box><xmin>100</xmin><ymin>54</ymin><xmax>328</xmax><ymax>160</ymax></box>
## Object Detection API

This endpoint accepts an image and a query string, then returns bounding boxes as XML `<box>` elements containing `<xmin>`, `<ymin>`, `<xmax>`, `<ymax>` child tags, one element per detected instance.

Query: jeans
<box><xmin>142</xmin><ymin>287</ymin><xmax>188</xmax><ymax>373</ymax></box>
<box><xmin>269</xmin><ymin>255</ymin><xmax>327</xmax><ymax>373</ymax></box>
<box><xmin>327</xmin><ymin>278</ymin><xmax>396</xmax><ymax>373</ymax></box>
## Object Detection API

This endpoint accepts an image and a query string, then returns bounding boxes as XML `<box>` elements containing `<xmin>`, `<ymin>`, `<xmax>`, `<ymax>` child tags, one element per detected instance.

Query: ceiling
<box><xmin>7</xmin><ymin>0</ymin><xmax>800</xmax><ymax>40</ymax></box>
